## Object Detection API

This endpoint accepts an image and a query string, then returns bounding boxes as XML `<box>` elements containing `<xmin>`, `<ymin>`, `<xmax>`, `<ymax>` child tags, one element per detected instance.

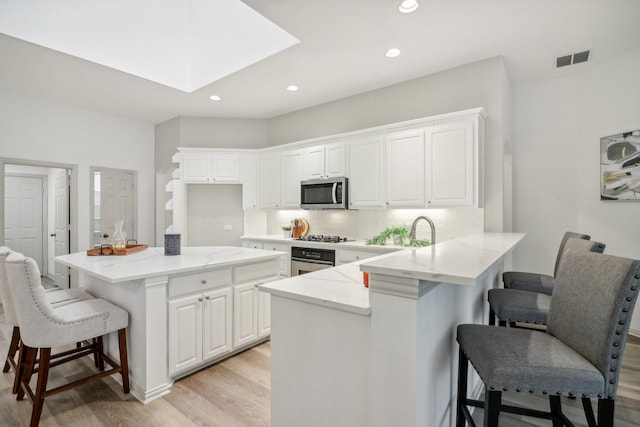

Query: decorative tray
<box><xmin>87</xmin><ymin>244</ymin><xmax>148</xmax><ymax>256</ymax></box>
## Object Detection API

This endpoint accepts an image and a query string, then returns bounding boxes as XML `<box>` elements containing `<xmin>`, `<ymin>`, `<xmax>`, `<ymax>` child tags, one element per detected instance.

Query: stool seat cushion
<box><xmin>24</xmin><ymin>298</ymin><xmax>129</xmax><ymax>348</ymax></box>
<box><xmin>503</xmin><ymin>271</ymin><xmax>555</xmax><ymax>295</ymax></box>
<box><xmin>457</xmin><ymin>324</ymin><xmax>604</xmax><ymax>397</ymax></box>
<box><xmin>488</xmin><ymin>288</ymin><xmax>551</xmax><ymax>324</ymax></box>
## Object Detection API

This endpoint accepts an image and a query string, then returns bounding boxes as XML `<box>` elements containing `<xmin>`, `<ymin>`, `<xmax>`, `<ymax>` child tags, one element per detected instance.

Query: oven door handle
<box><xmin>332</xmin><ymin>182</ymin><xmax>338</xmax><ymax>204</ymax></box>
<box><xmin>291</xmin><ymin>258</ymin><xmax>334</xmax><ymax>266</ymax></box>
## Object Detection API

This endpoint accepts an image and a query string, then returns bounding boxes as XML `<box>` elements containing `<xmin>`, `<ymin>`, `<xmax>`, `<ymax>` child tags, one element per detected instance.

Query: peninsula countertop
<box><xmin>56</xmin><ymin>246</ymin><xmax>286</xmax><ymax>283</ymax></box>
<box><xmin>359</xmin><ymin>232</ymin><xmax>526</xmax><ymax>286</ymax></box>
<box><xmin>260</xmin><ymin>232</ymin><xmax>525</xmax><ymax>314</ymax></box>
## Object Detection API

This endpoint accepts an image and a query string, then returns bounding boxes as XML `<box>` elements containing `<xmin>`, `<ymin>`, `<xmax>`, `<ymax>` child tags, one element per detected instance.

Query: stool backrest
<box><xmin>553</xmin><ymin>231</ymin><xmax>590</xmax><ymax>276</ymax></box>
<box><xmin>0</xmin><ymin>246</ymin><xmax>19</xmax><ymax>327</ymax></box>
<box><xmin>562</xmin><ymin>237</ymin><xmax>605</xmax><ymax>257</ymax></box>
<box><xmin>548</xmin><ymin>250</ymin><xmax>640</xmax><ymax>398</ymax></box>
<box><xmin>4</xmin><ymin>253</ymin><xmax>56</xmax><ymax>348</ymax></box>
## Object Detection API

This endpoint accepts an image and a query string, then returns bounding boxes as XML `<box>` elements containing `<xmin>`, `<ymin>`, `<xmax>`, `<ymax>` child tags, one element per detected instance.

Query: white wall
<box><xmin>513</xmin><ymin>46</ymin><xmax>640</xmax><ymax>332</ymax></box>
<box><xmin>0</xmin><ymin>92</ymin><xmax>155</xmax><ymax>251</ymax></box>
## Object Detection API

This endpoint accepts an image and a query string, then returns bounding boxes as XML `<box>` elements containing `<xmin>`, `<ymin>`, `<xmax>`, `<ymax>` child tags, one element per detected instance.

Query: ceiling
<box><xmin>1</xmin><ymin>0</ymin><xmax>639</xmax><ymax>124</ymax></box>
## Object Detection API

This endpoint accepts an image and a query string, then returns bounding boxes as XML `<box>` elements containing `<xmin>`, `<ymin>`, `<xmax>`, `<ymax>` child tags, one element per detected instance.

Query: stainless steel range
<box><xmin>290</xmin><ymin>235</ymin><xmax>350</xmax><ymax>276</ymax></box>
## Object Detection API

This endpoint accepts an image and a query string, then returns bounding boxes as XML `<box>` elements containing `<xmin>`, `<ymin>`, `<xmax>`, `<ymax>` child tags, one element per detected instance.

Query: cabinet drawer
<box><xmin>233</xmin><ymin>259</ymin><xmax>279</xmax><ymax>284</ymax></box>
<box><xmin>169</xmin><ymin>268</ymin><xmax>231</xmax><ymax>298</ymax></box>
<box><xmin>336</xmin><ymin>250</ymin><xmax>377</xmax><ymax>265</ymax></box>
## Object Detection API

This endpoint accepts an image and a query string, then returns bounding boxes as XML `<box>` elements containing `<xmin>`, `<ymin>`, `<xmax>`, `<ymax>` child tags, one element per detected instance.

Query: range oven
<box><xmin>290</xmin><ymin>246</ymin><xmax>336</xmax><ymax>276</ymax></box>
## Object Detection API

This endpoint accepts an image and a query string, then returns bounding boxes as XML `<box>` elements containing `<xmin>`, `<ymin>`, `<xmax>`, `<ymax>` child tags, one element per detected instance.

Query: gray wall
<box><xmin>155</xmin><ymin>116</ymin><xmax>270</xmax><ymax>173</ymax></box>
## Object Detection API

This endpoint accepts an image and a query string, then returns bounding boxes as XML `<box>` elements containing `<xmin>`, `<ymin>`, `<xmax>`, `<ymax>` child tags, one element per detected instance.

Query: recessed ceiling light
<box><xmin>385</xmin><ymin>48</ymin><xmax>401</xmax><ymax>58</ymax></box>
<box><xmin>286</xmin><ymin>85</ymin><xmax>299</xmax><ymax>91</ymax></box>
<box><xmin>209</xmin><ymin>95</ymin><xmax>221</xmax><ymax>101</ymax></box>
<box><xmin>398</xmin><ymin>0</ymin><xmax>419</xmax><ymax>13</ymax></box>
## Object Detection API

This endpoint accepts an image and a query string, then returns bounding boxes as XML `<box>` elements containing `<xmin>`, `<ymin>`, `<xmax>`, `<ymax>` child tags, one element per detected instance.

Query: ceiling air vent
<box><xmin>556</xmin><ymin>50</ymin><xmax>591</xmax><ymax>68</ymax></box>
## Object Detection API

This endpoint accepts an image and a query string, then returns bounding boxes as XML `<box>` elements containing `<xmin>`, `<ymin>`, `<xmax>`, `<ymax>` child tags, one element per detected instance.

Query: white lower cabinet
<box><xmin>335</xmin><ymin>249</ymin><xmax>380</xmax><ymax>266</ymax></box>
<box><xmin>262</xmin><ymin>242</ymin><xmax>291</xmax><ymax>277</ymax></box>
<box><xmin>168</xmin><ymin>286</ymin><xmax>232</xmax><ymax>376</ymax></box>
<box><xmin>168</xmin><ymin>260</ymin><xmax>278</xmax><ymax>377</ymax></box>
<box><xmin>234</xmin><ymin>280</ymin><xmax>272</xmax><ymax>348</ymax></box>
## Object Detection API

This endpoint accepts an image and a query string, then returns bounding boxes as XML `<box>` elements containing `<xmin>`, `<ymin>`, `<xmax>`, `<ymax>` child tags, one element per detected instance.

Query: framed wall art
<box><xmin>600</xmin><ymin>129</ymin><xmax>640</xmax><ymax>200</ymax></box>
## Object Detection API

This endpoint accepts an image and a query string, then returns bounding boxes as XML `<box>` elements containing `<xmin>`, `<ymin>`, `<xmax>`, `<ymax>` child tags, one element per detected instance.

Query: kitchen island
<box><xmin>260</xmin><ymin>232</ymin><xmax>525</xmax><ymax>427</ymax></box>
<box><xmin>56</xmin><ymin>246</ymin><xmax>283</xmax><ymax>403</ymax></box>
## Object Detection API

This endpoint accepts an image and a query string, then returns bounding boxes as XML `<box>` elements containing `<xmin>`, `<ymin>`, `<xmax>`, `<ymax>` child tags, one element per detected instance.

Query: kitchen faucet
<box><xmin>409</xmin><ymin>215</ymin><xmax>436</xmax><ymax>245</ymax></box>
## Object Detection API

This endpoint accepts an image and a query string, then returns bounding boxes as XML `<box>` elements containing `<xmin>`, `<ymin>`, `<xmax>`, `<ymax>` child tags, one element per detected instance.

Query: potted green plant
<box><xmin>366</xmin><ymin>226</ymin><xmax>410</xmax><ymax>246</ymax></box>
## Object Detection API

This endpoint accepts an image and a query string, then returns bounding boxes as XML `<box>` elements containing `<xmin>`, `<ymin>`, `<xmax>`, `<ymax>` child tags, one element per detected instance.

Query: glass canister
<box><xmin>112</xmin><ymin>220</ymin><xmax>127</xmax><ymax>250</ymax></box>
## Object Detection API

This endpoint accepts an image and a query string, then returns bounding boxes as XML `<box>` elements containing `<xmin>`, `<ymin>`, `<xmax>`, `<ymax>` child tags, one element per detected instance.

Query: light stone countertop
<box><xmin>56</xmin><ymin>246</ymin><xmax>286</xmax><ymax>283</ymax></box>
<box><xmin>260</xmin><ymin>232</ymin><xmax>525</xmax><ymax>314</ymax></box>
<box><xmin>260</xmin><ymin>258</ymin><xmax>378</xmax><ymax>316</ymax></box>
<box><xmin>359</xmin><ymin>232</ymin><xmax>525</xmax><ymax>286</ymax></box>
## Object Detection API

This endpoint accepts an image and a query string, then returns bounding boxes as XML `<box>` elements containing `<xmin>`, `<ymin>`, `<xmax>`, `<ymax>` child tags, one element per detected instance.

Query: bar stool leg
<box><xmin>30</xmin><ymin>348</ymin><xmax>51</xmax><ymax>427</ymax></box>
<box><xmin>118</xmin><ymin>329</ymin><xmax>130</xmax><ymax>393</ymax></box>
<box><xmin>3</xmin><ymin>326</ymin><xmax>20</xmax><ymax>373</ymax></box>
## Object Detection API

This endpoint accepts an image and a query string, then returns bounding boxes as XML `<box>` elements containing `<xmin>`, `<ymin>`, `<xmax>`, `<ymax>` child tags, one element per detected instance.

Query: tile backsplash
<box><xmin>244</xmin><ymin>208</ymin><xmax>484</xmax><ymax>244</ymax></box>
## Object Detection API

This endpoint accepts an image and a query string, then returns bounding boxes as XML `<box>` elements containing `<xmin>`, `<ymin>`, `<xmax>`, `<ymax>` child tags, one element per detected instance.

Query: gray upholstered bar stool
<box><xmin>0</xmin><ymin>247</ymin><xmax>94</xmax><ymax>394</ymax></box>
<box><xmin>457</xmin><ymin>250</ymin><xmax>640</xmax><ymax>427</ymax></box>
<box><xmin>5</xmin><ymin>252</ymin><xmax>130</xmax><ymax>427</ymax></box>
<box><xmin>503</xmin><ymin>231</ymin><xmax>590</xmax><ymax>294</ymax></box>
<box><xmin>488</xmin><ymin>237</ymin><xmax>606</xmax><ymax>326</ymax></box>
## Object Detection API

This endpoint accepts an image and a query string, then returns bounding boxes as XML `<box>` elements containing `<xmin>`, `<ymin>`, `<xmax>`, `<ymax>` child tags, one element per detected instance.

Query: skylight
<box><xmin>0</xmin><ymin>0</ymin><xmax>299</xmax><ymax>93</ymax></box>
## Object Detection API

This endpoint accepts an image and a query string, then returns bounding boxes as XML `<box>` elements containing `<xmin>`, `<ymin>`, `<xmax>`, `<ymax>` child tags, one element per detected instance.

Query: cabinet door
<box><xmin>425</xmin><ymin>121</ymin><xmax>475</xmax><ymax>207</ymax></box>
<box><xmin>258</xmin><ymin>154</ymin><xmax>281</xmax><ymax>208</ymax></box>
<box><xmin>257</xmin><ymin>289</ymin><xmax>271</xmax><ymax>338</ymax></box>
<box><xmin>325</xmin><ymin>142</ymin><xmax>347</xmax><ymax>177</ymax></box>
<box><xmin>281</xmin><ymin>149</ymin><xmax>304</xmax><ymax>207</ymax></box>
<box><xmin>349</xmin><ymin>138</ymin><xmax>385</xmax><ymax>208</ymax></box>
<box><xmin>211</xmin><ymin>155</ymin><xmax>241</xmax><ymax>182</ymax></box>
<box><xmin>202</xmin><ymin>287</ymin><xmax>233</xmax><ymax>362</ymax></box>
<box><xmin>386</xmin><ymin>130</ymin><xmax>425</xmax><ymax>207</ymax></box>
<box><xmin>168</xmin><ymin>294</ymin><xmax>202</xmax><ymax>375</ymax></box>
<box><xmin>242</xmin><ymin>156</ymin><xmax>258</xmax><ymax>210</ymax></box>
<box><xmin>181</xmin><ymin>154</ymin><xmax>211</xmax><ymax>183</ymax></box>
<box><xmin>233</xmin><ymin>282</ymin><xmax>258</xmax><ymax>348</ymax></box>
<box><xmin>304</xmin><ymin>146</ymin><xmax>326</xmax><ymax>179</ymax></box>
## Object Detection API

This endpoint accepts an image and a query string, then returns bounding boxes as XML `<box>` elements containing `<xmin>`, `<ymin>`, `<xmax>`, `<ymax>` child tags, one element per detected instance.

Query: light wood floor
<box><xmin>1</xmin><ymin>305</ymin><xmax>639</xmax><ymax>426</ymax></box>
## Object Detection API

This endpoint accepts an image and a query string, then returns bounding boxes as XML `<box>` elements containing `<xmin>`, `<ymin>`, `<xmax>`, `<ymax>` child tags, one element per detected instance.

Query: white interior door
<box><xmin>54</xmin><ymin>170</ymin><xmax>69</xmax><ymax>287</ymax></box>
<box><xmin>99</xmin><ymin>169</ymin><xmax>135</xmax><ymax>245</ymax></box>
<box><xmin>4</xmin><ymin>175</ymin><xmax>44</xmax><ymax>270</ymax></box>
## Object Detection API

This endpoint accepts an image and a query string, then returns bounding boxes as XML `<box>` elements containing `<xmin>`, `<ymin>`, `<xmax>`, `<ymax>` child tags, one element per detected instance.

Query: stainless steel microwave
<box><xmin>300</xmin><ymin>177</ymin><xmax>348</xmax><ymax>209</ymax></box>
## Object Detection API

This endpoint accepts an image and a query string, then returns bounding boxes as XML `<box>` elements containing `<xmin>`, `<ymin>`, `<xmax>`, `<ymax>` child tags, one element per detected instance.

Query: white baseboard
<box><xmin>630</xmin><ymin>328</ymin><xmax>639</xmax><ymax>339</ymax></box>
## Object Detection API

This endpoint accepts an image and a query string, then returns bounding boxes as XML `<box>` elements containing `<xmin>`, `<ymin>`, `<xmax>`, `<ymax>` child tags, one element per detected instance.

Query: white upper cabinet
<box><xmin>303</xmin><ymin>142</ymin><xmax>347</xmax><ymax>180</ymax></box>
<box><xmin>181</xmin><ymin>151</ymin><xmax>241</xmax><ymax>183</ymax></box>
<box><xmin>281</xmin><ymin>149</ymin><xmax>304</xmax><ymax>208</ymax></box>
<box><xmin>348</xmin><ymin>137</ymin><xmax>385</xmax><ymax>208</ymax></box>
<box><xmin>242</xmin><ymin>155</ymin><xmax>258</xmax><ymax>210</ymax></box>
<box><xmin>258</xmin><ymin>154</ymin><xmax>281</xmax><ymax>208</ymax></box>
<box><xmin>385</xmin><ymin>129</ymin><xmax>425</xmax><ymax>207</ymax></box>
<box><xmin>425</xmin><ymin>119</ymin><xmax>479</xmax><ymax>207</ymax></box>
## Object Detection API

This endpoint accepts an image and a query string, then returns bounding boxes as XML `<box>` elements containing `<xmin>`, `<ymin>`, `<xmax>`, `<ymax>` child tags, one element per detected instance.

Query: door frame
<box><xmin>0</xmin><ymin>157</ymin><xmax>78</xmax><ymax>260</ymax></box>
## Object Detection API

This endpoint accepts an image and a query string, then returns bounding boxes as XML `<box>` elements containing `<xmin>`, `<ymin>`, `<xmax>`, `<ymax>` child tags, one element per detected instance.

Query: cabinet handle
<box><xmin>355</xmin><ymin>256</ymin><xmax>360</xmax><ymax>260</ymax></box>
<box><xmin>198</xmin><ymin>297</ymin><xmax>203</xmax><ymax>302</ymax></box>
<box><xmin>205</xmin><ymin>296</ymin><xmax>210</xmax><ymax>300</ymax></box>
<box><xmin>201</xmin><ymin>280</ymin><xmax>207</xmax><ymax>284</ymax></box>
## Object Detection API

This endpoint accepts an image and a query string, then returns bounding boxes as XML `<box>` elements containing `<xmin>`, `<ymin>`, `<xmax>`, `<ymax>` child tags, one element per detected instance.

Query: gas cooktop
<box><xmin>294</xmin><ymin>234</ymin><xmax>350</xmax><ymax>243</ymax></box>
